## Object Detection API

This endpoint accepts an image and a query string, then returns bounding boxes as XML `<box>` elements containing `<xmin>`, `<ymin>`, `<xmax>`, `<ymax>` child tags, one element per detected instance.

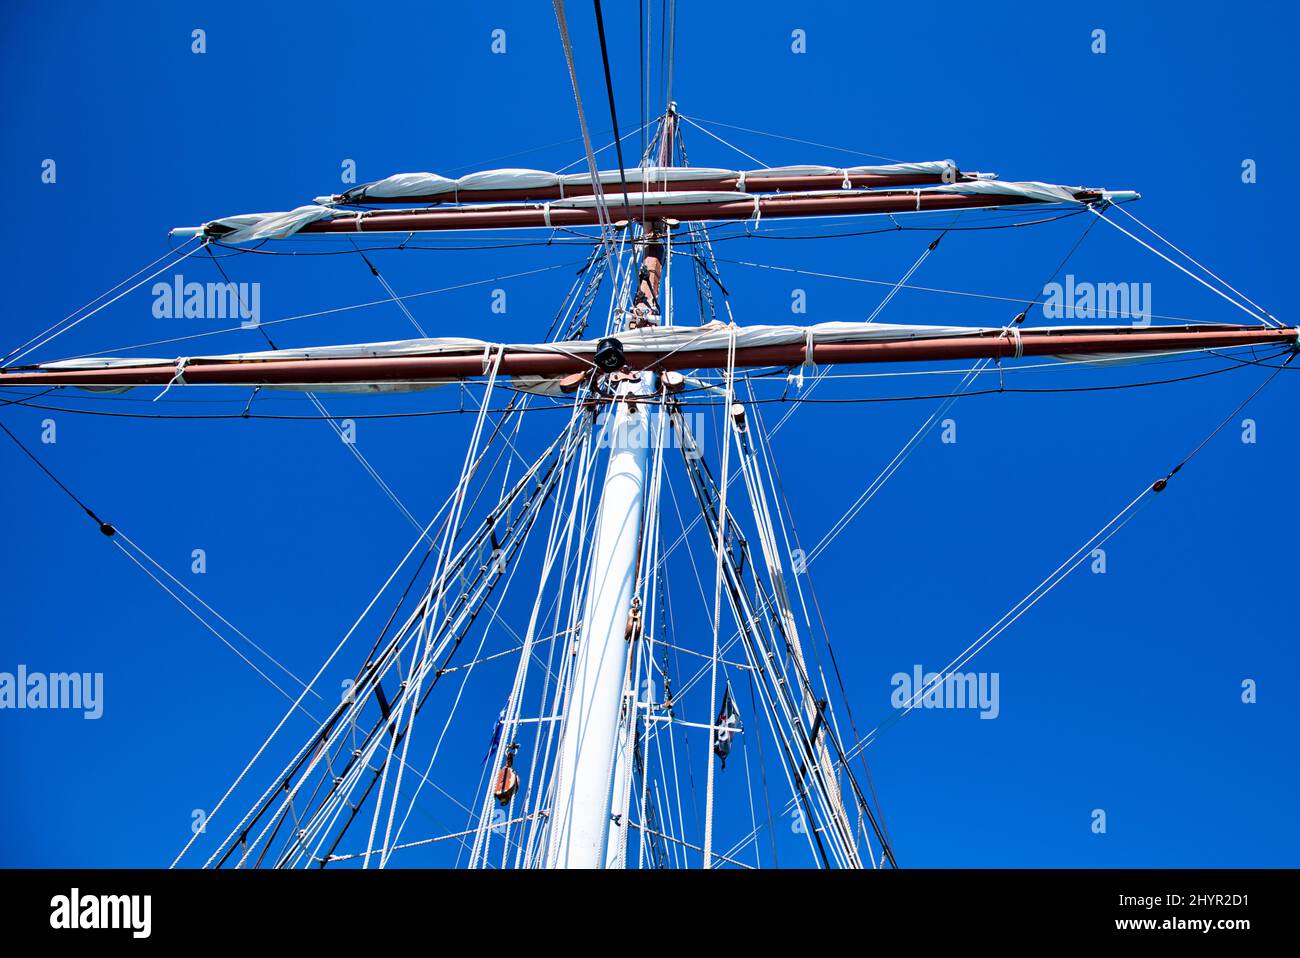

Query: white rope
<box><xmin>730</xmin><ymin>397</ymin><xmax>862</xmax><ymax>866</ymax></box>
<box><xmin>175</xmin><ymin>497</ymin><xmax>450</xmax><ymax>867</ymax></box>
<box><xmin>190</xmin><ymin>400</ymin><xmax>573</xmax><ymax>869</ymax></box>
<box><xmin>1090</xmin><ymin>206</ymin><xmax>1274</xmax><ymax>326</ymax></box>
<box><xmin>152</xmin><ymin>357</ymin><xmax>190</xmax><ymax>401</ymax></box>
<box><xmin>178</xmin><ymin>423</ymin><xmax>518</xmax><ymax>867</ymax></box>
<box><xmin>464</xmin><ymin>416</ymin><xmax>588</xmax><ymax>866</ymax></box>
<box><xmin>349</xmin><ymin>240</ymin><xmax>427</xmax><ymax>337</ymax></box>
<box><xmin>293</xmin><ymin>434</ymin><xmax>576</xmax><ymax>867</ymax></box>
<box><xmin>4</xmin><ymin>238</ymin><xmax>202</xmax><ymax>365</ymax></box>
<box><xmin>1113</xmin><ymin>204</ymin><xmax>1281</xmax><ymax>326</ymax></box>
<box><xmin>723</xmin><ymin>257</ymin><xmax>1226</xmax><ymax>325</ymax></box>
<box><xmin>678</xmin><ymin>114</ymin><xmax>770</xmax><ymax>169</ymax></box>
<box><xmin>114</xmin><ymin>529</ymin><xmax>322</xmax><ymax>703</ymax></box>
<box><xmin>552</xmin><ymin>0</ymin><xmax>619</xmax><ymax>278</ymax></box>
<box><xmin>702</xmin><ymin>328</ymin><xmax>737</xmax><ymax>868</ymax></box>
<box><xmin>843</xmin><ymin>486</ymin><xmax>1154</xmax><ymax>760</ymax></box>
<box><xmin>65</xmin><ymin>262</ymin><xmax>575</xmax><ymax>362</ymax></box>
<box><xmin>392</xmin><ymin>500</ymin><xmax>539</xmax><ymax>868</ymax></box>
<box><xmin>305</xmin><ymin>391</ymin><xmax>430</xmax><ymax>543</ymax></box>
<box><xmin>364</xmin><ymin>346</ymin><xmax>505</xmax><ymax>867</ymax></box>
<box><xmin>111</xmin><ymin>540</ymin><xmax>311</xmax><ymax>715</ymax></box>
<box><xmin>681</xmin><ymin>114</ymin><xmax>902</xmax><ymax>163</ymax></box>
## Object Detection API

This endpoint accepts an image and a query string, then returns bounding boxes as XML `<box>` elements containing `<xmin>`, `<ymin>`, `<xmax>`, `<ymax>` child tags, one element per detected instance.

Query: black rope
<box><xmin>1153</xmin><ymin>350</ymin><xmax>1297</xmax><ymax>492</ymax></box>
<box><xmin>593</xmin><ymin>0</ymin><xmax>631</xmax><ymax>202</ymax></box>
<box><xmin>206</xmin><ymin>241</ymin><xmax>278</xmax><ymax>350</ymax></box>
<box><xmin>0</xmin><ymin>418</ymin><xmax>115</xmax><ymax>536</ymax></box>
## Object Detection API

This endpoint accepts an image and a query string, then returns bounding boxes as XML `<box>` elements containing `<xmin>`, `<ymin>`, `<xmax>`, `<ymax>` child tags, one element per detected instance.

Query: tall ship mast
<box><xmin>1</xmin><ymin>4</ymin><xmax>1290</xmax><ymax>871</ymax></box>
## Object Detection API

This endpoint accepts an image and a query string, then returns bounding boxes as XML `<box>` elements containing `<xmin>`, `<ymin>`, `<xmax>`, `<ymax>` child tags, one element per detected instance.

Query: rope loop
<box><xmin>154</xmin><ymin>357</ymin><xmax>191</xmax><ymax>402</ymax></box>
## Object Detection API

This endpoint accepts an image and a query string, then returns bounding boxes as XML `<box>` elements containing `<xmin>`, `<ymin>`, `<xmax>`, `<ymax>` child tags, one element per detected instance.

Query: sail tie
<box><xmin>995</xmin><ymin>325</ymin><xmax>1023</xmax><ymax>360</ymax></box>
<box><xmin>735</xmin><ymin>170</ymin><xmax>747</xmax><ymax>193</ymax></box>
<box><xmin>787</xmin><ymin>326</ymin><xmax>818</xmax><ymax>392</ymax></box>
<box><xmin>154</xmin><ymin>357</ymin><xmax>191</xmax><ymax>401</ymax></box>
<box><xmin>750</xmin><ymin>194</ymin><xmax>762</xmax><ymax>231</ymax></box>
<box><xmin>543</xmin><ymin>203</ymin><xmax>553</xmax><ymax>229</ymax></box>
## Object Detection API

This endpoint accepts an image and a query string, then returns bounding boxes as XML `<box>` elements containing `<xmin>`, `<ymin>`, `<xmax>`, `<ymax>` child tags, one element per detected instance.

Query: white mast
<box><xmin>547</xmin><ymin>374</ymin><xmax>654</xmax><ymax>868</ymax></box>
<box><xmin>546</xmin><ymin>105</ymin><xmax>675</xmax><ymax>869</ymax></box>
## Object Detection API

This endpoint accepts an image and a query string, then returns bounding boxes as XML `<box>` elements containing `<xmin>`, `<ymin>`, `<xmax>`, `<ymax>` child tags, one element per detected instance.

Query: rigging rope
<box><xmin>1090</xmin><ymin>206</ymin><xmax>1276</xmax><ymax>326</ymax></box>
<box><xmin>552</xmin><ymin>0</ymin><xmax>619</xmax><ymax>278</ymax></box>
<box><xmin>1112</xmin><ymin>203</ymin><xmax>1281</xmax><ymax>326</ymax></box>
<box><xmin>701</xmin><ymin>328</ymin><xmax>736</xmax><ymax>868</ymax></box>
<box><xmin>681</xmin><ymin>114</ymin><xmax>902</xmax><ymax>163</ymax></box>
<box><xmin>0</xmin><ymin>418</ymin><xmax>324</xmax><ymax>717</ymax></box>
<box><xmin>346</xmin><ymin>237</ymin><xmax>429</xmax><ymax>337</ymax></box>
<box><xmin>6</xmin><ymin>241</ymin><xmax>203</xmax><ymax>366</ymax></box>
<box><xmin>593</xmin><ymin>0</ymin><xmax>632</xmax><ymax>202</ymax></box>
<box><xmin>841</xmin><ymin>349</ymin><xmax>1295</xmax><ymax>762</ymax></box>
<box><xmin>53</xmin><ymin>261</ymin><xmax>578</xmax><ymax>363</ymax></box>
<box><xmin>2</xmin><ymin>237</ymin><xmax>202</xmax><ymax>365</ymax></box>
<box><xmin>678</xmin><ymin>115</ymin><xmax>770</xmax><ymax>169</ymax></box>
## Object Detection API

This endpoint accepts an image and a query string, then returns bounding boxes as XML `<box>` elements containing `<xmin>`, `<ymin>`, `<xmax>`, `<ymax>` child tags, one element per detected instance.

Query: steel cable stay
<box><xmin>253</xmin><ymin>415</ymin><xmax>592</xmax><ymax>867</ymax></box>
<box><xmin>674</xmin><ymin>215</ymin><xmax>1108</xmax><ymax>866</ymax></box>
<box><xmin>1111</xmin><ymin>203</ymin><xmax>1282</xmax><ymax>326</ymax></box>
<box><xmin>663</xmin><ymin>402</ymin><xmax>860</xmax><ymax>867</ymax></box>
<box><xmin>299</xmin><ymin>384</ymin><xmax>608</xmax><ymax>863</ymax></box>
<box><xmin>198</xmin><ymin>246</ymin><xmax>625</xmax><ymax>868</ymax></box>
<box><xmin>463</xmin><ymin>418</ymin><xmax>589</xmax><ymax>866</ymax></box>
<box><xmin>728</xmin><ymin>392</ymin><xmax>871</xmax><ymax>864</ymax></box>
<box><xmin>0</xmin><ymin>415</ymin><xmax>491</xmax><ymax>864</ymax></box>
<box><xmin>461</xmin><ymin>397</ymin><xmax>612</xmax><ymax>866</ymax></box>
<box><xmin>42</xmin><ymin>261</ymin><xmax>581</xmax><ymax>364</ymax></box>
<box><xmin>1089</xmin><ymin>205</ymin><xmax>1276</xmax><ymax>327</ymax></box>
<box><xmin>0</xmin><ymin>419</ymin><xmax>329</xmax><ymax>714</ymax></box>
<box><xmin>679</xmin><ymin>113</ymin><xmax>904</xmax><ymax>164</ymax></box>
<box><xmin>181</xmin><ymin>394</ymin><xmax>572</xmax><ymax>868</ymax></box>
<box><xmin>2</xmin><ymin>236</ymin><xmax>203</xmax><ymax>366</ymax></box>
<box><xmin>717</xmin><ymin>354</ymin><xmax>1294</xmax><ymax>860</ymax></box>
<box><xmin>165</xmin><ymin>321</ymin><xmax>1279</xmax><ymax>868</ymax></box>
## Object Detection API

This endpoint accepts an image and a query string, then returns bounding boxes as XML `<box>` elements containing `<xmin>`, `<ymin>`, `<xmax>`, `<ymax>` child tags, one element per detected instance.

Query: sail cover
<box><xmin>191</xmin><ymin>181</ymin><xmax>1092</xmax><ymax>245</ymax></box>
<box><xmin>31</xmin><ymin>321</ymin><xmax>1011</xmax><ymax>373</ymax></box>
<box><xmin>929</xmin><ymin>180</ymin><xmax>1082</xmax><ymax>205</ymax></box>
<box><xmin>5</xmin><ymin>321</ymin><xmax>1287</xmax><ymax>393</ymax></box>
<box><xmin>321</xmin><ymin>161</ymin><xmax>964</xmax><ymax>204</ymax></box>
<box><xmin>200</xmin><ymin>205</ymin><xmax>337</xmax><ymax>244</ymax></box>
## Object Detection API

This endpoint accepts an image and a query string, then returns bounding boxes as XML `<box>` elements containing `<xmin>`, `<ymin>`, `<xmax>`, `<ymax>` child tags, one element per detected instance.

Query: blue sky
<box><xmin>0</xmin><ymin>0</ymin><xmax>1296</xmax><ymax>868</ymax></box>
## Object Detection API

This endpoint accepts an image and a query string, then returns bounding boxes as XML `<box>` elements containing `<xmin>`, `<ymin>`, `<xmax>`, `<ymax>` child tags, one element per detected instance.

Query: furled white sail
<box><xmin>318</xmin><ymin>160</ymin><xmax>967</xmax><ymax>204</ymax></box>
<box><xmin>200</xmin><ymin>205</ymin><xmax>336</xmax><ymax>244</ymax></box>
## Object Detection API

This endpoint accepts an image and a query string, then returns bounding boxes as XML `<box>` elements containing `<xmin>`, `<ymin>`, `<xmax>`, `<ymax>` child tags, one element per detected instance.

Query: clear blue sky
<box><xmin>1</xmin><ymin>0</ymin><xmax>1296</xmax><ymax>868</ymax></box>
